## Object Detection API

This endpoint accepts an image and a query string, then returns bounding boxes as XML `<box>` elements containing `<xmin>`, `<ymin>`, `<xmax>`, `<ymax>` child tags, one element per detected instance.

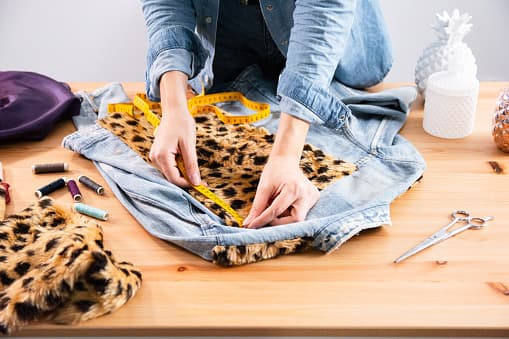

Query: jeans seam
<box><xmin>123</xmin><ymin>187</ymin><xmax>203</xmax><ymax>226</ymax></box>
<box><xmin>313</xmin><ymin>203</ymin><xmax>389</xmax><ymax>239</ymax></box>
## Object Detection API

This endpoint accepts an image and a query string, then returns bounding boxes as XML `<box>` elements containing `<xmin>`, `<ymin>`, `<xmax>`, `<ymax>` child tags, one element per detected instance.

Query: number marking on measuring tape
<box><xmin>187</xmin><ymin>91</ymin><xmax>270</xmax><ymax>124</ymax></box>
<box><xmin>129</xmin><ymin>91</ymin><xmax>270</xmax><ymax>226</ymax></box>
<box><xmin>107</xmin><ymin>103</ymin><xmax>141</xmax><ymax>118</ymax></box>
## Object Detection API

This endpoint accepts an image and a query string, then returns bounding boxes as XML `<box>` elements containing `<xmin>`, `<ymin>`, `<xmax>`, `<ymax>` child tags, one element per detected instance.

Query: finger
<box><xmin>180</xmin><ymin>138</ymin><xmax>201</xmax><ymax>186</ymax></box>
<box><xmin>153</xmin><ymin>151</ymin><xmax>190</xmax><ymax>188</ymax></box>
<box><xmin>165</xmin><ymin>164</ymin><xmax>191</xmax><ymax>188</ymax></box>
<box><xmin>270</xmin><ymin>200</ymin><xmax>308</xmax><ymax>226</ymax></box>
<box><xmin>242</xmin><ymin>185</ymin><xmax>272</xmax><ymax>227</ymax></box>
<box><xmin>246</xmin><ymin>188</ymin><xmax>296</xmax><ymax>229</ymax></box>
<box><xmin>270</xmin><ymin>206</ymin><xmax>309</xmax><ymax>226</ymax></box>
<box><xmin>161</xmin><ymin>154</ymin><xmax>191</xmax><ymax>187</ymax></box>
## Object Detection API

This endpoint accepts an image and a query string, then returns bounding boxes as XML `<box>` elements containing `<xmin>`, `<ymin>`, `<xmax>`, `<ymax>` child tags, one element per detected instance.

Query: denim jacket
<box><xmin>141</xmin><ymin>0</ymin><xmax>393</xmax><ymax>128</ymax></box>
<box><xmin>63</xmin><ymin>72</ymin><xmax>425</xmax><ymax>265</ymax></box>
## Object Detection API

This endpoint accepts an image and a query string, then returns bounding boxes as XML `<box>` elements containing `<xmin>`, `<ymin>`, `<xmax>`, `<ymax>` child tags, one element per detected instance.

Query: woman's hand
<box><xmin>149</xmin><ymin>71</ymin><xmax>201</xmax><ymax>187</ymax></box>
<box><xmin>243</xmin><ymin>155</ymin><xmax>319</xmax><ymax>228</ymax></box>
<box><xmin>243</xmin><ymin>113</ymin><xmax>319</xmax><ymax>228</ymax></box>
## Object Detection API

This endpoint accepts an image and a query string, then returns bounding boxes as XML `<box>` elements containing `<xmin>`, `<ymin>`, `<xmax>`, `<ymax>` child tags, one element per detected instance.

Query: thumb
<box><xmin>243</xmin><ymin>186</ymin><xmax>271</xmax><ymax>227</ymax></box>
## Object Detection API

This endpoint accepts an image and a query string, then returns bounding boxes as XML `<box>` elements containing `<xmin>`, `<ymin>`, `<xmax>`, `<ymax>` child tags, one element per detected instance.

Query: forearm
<box><xmin>276</xmin><ymin>1</ymin><xmax>355</xmax><ymax>128</ymax></box>
<box><xmin>159</xmin><ymin>71</ymin><xmax>189</xmax><ymax>115</ymax></box>
<box><xmin>271</xmin><ymin>113</ymin><xmax>310</xmax><ymax>164</ymax></box>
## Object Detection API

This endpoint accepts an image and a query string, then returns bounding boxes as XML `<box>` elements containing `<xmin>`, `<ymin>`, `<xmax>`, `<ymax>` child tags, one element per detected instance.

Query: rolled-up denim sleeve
<box><xmin>141</xmin><ymin>0</ymin><xmax>208</xmax><ymax>101</ymax></box>
<box><xmin>277</xmin><ymin>0</ymin><xmax>356</xmax><ymax>129</ymax></box>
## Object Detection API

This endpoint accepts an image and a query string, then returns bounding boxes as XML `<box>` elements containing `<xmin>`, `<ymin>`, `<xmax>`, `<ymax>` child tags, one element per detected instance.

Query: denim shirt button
<box><xmin>266</xmin><ymin>4</ymin><xmax>274</xmax><ymax>11</ymax></box>
<box><xmin>205</xmin><ymin>16</ymin><xmax>212</xmax><ymax>24</ymax></box>
<box><xmin>280</xmin><ymin>40</ymin><xmax>288</xmax><ymax>46</ymax></box>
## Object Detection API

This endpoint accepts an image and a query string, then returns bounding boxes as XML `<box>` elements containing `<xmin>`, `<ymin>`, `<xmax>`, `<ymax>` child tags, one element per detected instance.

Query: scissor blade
<box><xmin>394</xmin><ymin>236</ymin><xmax>439</xmax><ymax>263</ymax></box>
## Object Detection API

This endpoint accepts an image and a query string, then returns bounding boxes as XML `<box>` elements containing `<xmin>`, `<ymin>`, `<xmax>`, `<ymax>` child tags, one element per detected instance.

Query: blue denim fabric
<box><xmin>141</xmin><ymin>0</ymin><xmax>393</xmax><ymax>128</ymax></box>
<box><xmin>62</xmin><ymin>69</ymin><xmax>425</xmax><ymax>263</ymax></box>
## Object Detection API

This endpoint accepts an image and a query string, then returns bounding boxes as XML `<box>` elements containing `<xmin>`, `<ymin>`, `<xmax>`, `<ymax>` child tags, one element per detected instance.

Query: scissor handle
<box><xmin>467</xmin><ymin>216</ymin><xmax>493</xmax><ymax>229</ymax></box>
<box><xmin>451</xmin><ymin>210</ymin><xmax>470</xmax><ymax>220</ymax></box>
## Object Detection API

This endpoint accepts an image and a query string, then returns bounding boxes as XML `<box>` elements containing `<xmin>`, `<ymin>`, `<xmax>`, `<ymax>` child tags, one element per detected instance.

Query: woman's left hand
<box><xmin>242</xmin><ymin>154</ymin><xmax>319</xmax><ymax>229</ymax></box>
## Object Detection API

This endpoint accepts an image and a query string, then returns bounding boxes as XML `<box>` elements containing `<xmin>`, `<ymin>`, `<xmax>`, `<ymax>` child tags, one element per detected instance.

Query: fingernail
<box><xmin>242</xmin><ymin>215</ymin><xmax>253</xmax><ymax>227</ymax></box>
<box><xmin>190</xmin><ymin>173</ymin><xmax>201</xmax><ymax>186</ymax></box>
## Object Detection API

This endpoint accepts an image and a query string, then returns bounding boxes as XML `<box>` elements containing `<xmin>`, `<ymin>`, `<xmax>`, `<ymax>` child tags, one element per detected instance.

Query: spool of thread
<box><xmin>73</xmin><ymin>203</ymin><xmax>109</xmax><ymax>221</ymax></box>
<box><xmin>32</xmin><ymin>162</ymin><xmax>69</xmax><ymax>174</ymax></box>
<box><xmin>35</xmin><ymin>177</ymin><xmax>66</xmax><ymax>198</ymax></box>
<box><xmin>66</xmin><ymin>179</ymin><xmax>82</xmax><ymax>202</ymax></box>
<box><xmin>78</xmin><ymin>175</ymin><xmax>104</xmax><ymax>195</ymax></box>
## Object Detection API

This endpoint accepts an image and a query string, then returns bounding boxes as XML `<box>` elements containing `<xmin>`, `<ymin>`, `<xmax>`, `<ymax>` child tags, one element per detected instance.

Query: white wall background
<box><xmin>1</xmin><ymin>0</ymin><xmax>508</xmax><ymax>83</ymax></box>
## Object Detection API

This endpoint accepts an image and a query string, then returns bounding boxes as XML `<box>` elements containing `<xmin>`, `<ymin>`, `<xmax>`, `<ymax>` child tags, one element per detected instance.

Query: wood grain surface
<box><xmin>1</xmin><ymin>82</ymin><xmax>508</xmax><ymax>337</ymax></box>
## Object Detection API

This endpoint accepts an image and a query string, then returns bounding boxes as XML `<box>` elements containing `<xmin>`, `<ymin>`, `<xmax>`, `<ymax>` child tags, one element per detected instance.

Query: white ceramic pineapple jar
<box><xmin>415</xmin><ymin>9</ymin><xmax>477</xmax><ymax>97</ymax></box>
<box><xmin>423</xmin><ymin>57</ymin><xmax>479</xmax><ymax>139</ymax></box>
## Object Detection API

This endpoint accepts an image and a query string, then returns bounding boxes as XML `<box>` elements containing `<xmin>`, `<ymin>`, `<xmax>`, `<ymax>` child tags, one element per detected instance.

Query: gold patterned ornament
<box><xmin>492</xmin><ymin>88</ymin><xmax>509</xmax><ymax>152</ymax></box>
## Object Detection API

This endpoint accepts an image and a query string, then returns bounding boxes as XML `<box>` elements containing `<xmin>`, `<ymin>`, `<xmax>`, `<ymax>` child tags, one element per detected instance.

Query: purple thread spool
<box><xmin>66</xmin><ymin>179</ymin><xmax>82</xmax><ymax>202</ymax></box>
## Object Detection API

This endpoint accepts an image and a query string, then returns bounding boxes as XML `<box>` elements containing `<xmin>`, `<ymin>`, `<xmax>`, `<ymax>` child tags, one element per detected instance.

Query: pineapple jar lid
<box><xmin>427</xmin><ymin>70</ymin><xmax>479</xmax><ymax>97</ymax></box>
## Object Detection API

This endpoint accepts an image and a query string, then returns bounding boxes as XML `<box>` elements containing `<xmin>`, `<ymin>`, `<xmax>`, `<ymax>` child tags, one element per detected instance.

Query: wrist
<box><xmin>271</xmin><ymin>112</ymin><xmax>309</xmax><ymax>162</ymax></box>
<box><xmin>160</xmin><ymin>71</ymin><xmax>189</xmax><ymax>111</ymax></box>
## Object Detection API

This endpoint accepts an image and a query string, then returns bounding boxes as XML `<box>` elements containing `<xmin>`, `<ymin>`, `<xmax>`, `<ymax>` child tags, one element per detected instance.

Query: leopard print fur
<box><xmin>98</xmin><ymin>110</ymin><xmax>357</xmax><ymax>227</ymax></box>
<box><xmin>0</xmin><ymin>197</ymin><xmax>141</xmax><ymax>334</ymax></box>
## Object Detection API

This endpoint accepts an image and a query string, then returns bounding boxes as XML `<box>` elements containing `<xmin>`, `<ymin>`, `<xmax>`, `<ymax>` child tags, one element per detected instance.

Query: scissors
<box><xmin>394</xmin><ymin>210</ymin><xmax>493</xmax><ymax>264</ymax></box>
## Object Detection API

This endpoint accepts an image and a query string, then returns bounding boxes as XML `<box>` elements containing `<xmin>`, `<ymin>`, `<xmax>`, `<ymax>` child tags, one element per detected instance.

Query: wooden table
<box><xmin>1</xmin><ymin>82</ymin><xmax>508</xmax><ymax>337</ymax></box>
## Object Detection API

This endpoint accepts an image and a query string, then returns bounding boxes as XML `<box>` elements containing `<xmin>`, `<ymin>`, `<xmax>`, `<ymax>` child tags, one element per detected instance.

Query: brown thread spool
<box><xmin>32</xmin><ymin>162</ymin><xmax>69</xmax><ymax>174</ymax></box>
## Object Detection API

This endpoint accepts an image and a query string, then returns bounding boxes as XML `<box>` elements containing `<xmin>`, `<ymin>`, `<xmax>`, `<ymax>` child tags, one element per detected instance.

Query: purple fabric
<box><xmin>0</xmin><ymin>71</ymin><xmax>80</xmax><ymax>142</ymax></box>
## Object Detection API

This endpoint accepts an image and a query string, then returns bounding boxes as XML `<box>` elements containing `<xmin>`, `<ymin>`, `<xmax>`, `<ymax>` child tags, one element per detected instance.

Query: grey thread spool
<box><xmin>32</xmin><ymin>162</ymin><xmax>69</xmax><ymax>174</ymax></box>
<box><xmin>35</xmin><ymin>177</ymin><xmax>66</xmax><ymax>198</ymax></box>
<box><xmin>78</xmin><ymin>175</ymin><xmax>104</xmax><ymax>195</ymax></box>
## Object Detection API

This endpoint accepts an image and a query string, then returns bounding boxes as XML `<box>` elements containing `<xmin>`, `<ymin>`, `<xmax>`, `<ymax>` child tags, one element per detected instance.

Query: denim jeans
<box><xmin>63</xmin><ymin>70</ymin><xmax>425</xmax><ymax>265</ymax></box>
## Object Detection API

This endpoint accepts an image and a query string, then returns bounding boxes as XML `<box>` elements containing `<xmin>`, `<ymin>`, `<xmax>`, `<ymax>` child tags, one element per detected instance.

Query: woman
<box><xmin>141</xmin><ymin>0</ymin><xmax>393</xmax><ymax>229</ymax></box>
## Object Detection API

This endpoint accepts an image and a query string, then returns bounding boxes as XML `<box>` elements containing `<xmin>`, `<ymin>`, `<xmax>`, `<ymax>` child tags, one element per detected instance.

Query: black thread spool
<box><xmin>35</xmin><ymin>177</ymin><xmax>66</xmax><ymax>198</ymax></box>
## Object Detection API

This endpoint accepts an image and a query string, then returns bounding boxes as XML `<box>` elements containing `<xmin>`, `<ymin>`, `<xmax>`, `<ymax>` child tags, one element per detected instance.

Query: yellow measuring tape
<box><xmin>108</xmin><ymin>90</ymin><xmax>270</xmax><ymax>226</ymax></box>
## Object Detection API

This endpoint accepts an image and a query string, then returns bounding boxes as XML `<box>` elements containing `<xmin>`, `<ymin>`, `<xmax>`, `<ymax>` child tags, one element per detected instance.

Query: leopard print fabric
<box><xmin>98</xmin><ymin>110</ymin><xmax>357</xmax><ymax>227</ymax></box>
<box><xmin>0</xmin><ymin>197</ymin><xmax>141</xmax><ymax>334</ymax></box>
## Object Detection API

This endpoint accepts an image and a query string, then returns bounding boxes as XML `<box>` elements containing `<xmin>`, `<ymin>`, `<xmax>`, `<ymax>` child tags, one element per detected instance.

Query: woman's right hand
<box><xmin>149</xmin><ymin>71</ymin><xmax>201</xmax><ymax>187</ymax></box>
